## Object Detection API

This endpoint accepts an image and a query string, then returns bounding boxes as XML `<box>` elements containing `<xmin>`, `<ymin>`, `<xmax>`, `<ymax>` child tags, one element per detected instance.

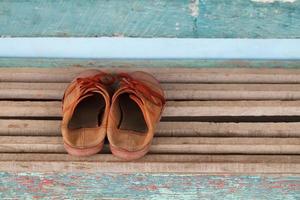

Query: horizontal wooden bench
<box><xmin>1</xmin><ymin>67</ymin><xmax>300</xmax><ymax>174</ymax></box>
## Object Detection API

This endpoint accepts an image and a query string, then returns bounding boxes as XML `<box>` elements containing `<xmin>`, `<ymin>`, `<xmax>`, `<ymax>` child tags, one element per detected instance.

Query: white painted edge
<box><xmin>0</xmin><ymin>38</ymin><xmax>299</xmax><ymax>59</ymax></box>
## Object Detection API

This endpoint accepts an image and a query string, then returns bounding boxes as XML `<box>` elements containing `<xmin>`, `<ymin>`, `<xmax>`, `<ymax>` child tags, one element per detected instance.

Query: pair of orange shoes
<box><xmin>61</xmin><ymin>70</ymin><xmax>165</xmax><ymax>160</ymax></box>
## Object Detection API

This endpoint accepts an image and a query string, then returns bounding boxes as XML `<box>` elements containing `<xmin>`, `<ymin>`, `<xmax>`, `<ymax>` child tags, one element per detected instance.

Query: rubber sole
<box><xmin>110</xmin><ymin>142</ymin><xmax>151</xmax><ymax>161</ymax></box>
<box><xmin>64</xmin><ymin>140</ymin><xmax>104</xmax><ymax>157</ymax></box>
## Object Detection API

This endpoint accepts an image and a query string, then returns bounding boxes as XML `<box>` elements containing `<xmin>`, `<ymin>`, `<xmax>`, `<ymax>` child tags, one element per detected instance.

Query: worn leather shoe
<box><xmin>61</xmin><ymin>70</ymin><xmax>114</xmax><ymax>156</ymax></box>
<box><xmin>107</xmin><ymin>71</ymin><xmax>165</xmax><ymax>160</ymax></box>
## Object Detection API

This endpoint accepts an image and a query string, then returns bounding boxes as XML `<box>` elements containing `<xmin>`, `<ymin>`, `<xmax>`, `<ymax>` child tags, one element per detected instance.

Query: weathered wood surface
<box><xmin>3</xmin><ymin>100</ymin><xmax>300</xmax><ymax>117</ymax></box>
<box><xmin>4</xmin><ymin>82</ymin><xmax>300</xmax><ymax>100</ymax></box>
<box><xmin>0</xmin><ymin>173</ymin><xmax>299</xmax><ymax>199</ymax></box>
<box><xmin>4</xmin><ymin>67</ymin><xmax>300</xmax><ymax>83</ymax></box>
<box><xmin>0</xmin><ymin>136</ymin><xmax>299</xmax><ymax>154</ymax></box>
<box><xmin>0</xmin><ymin>154</ymin><xmax>299</xmax><ymax>173</ymax></box>
<box><xmin>0</xmin><ymin>0</ymin><xmax>299</xmax><ymax>38</ymax></box>
<box><xmin>2</xmin><ymin>119</ymin><xmax>300</xmax><ymax>137</ymax></box>
<box><xmin>1</xmin><ymin>58</ymin><xmax>300</xmax><ymax>69</ymax></box>
<box><xmin>0</xmin><ymin>67</ymin><xmax>300</xmax><ymax>174</ymax></box>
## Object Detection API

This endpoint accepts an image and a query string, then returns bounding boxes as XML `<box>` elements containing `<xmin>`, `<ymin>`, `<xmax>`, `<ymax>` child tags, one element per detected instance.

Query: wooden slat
<box><xmin>2</xmin><ymin>154</ymin><xmax>300</xmax><ymax>163</ymax></box>
<box><xmin>0</xmin><ymin>0</ymin><xmax>299</xmax><ymax>38</ymax></box>
<box><xmin>1</xmin><ymin>119</ymin><xmax>300</xmax><ymax>137</ymax></box>
<box><xmin>2</xmin><ymin>100</ymin><xmax>300</xmax><ymax>117</ymax></box>
<box><xmin>1</xmin><ymin>67</ymin><xmax>300</xmax><ymax>175</ymax></box>
<box><xmin>3</xmin><ymin>82</ymin><xmax>300</xmax><ymax>100</ymax></box>
<box><xmin>166</xmin><ymin>101</ymin><xmax>300</xmax><ymax>117</ymax></box>
<box><xmin>0</xmin><ymin>154</ymin><xmax>299</xmax><ymax>173</ymax></box>
<box><xmin>3</xmin><ymin>67</ymin><xmax>300</xmax><ymax>83</ymax></box>
<box><xmin>0</xmin><ymin>136</ymin><xmax>299</xmax><ymax>154</ymax></box>
<box><xmin>5</xmin><ymin>67</ymin><xmax>300</xmax><ymax>73</ymax></box>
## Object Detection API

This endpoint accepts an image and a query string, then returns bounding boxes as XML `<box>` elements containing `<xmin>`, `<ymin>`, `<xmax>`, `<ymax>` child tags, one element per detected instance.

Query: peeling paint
<box><xmin>189</xmin><ymin>0</ymin><xmax>199</xmax><ymax>17</ymax></box>
<box><xmin>175</xmin><ymin>22</ymin><xmax>180</xmax><ymax>30</ymax></box>
<box><xmin>251</xmin><ymin>0</ymin><xmax>296</xmax><ymax>3</ymax></box>
<box><xmin>0</xmin><ymin>173</ymin><xmax>299</xmax><ymax>199</ymax></box>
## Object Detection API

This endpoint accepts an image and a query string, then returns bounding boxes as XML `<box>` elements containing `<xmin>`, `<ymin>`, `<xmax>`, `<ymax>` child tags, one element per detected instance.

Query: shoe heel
<box><xmin>110</xmin><ymin>143</ymin><xmax>151</xmax><ymax>161</ymax></box>
<box><xmin>64</xmin><ymin>140</ymin><xmax>104</xmax><ymax>156</ymax></box>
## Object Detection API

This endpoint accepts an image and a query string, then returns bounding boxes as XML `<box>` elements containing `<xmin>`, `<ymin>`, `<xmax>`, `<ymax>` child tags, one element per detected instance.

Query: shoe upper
<box><xmin>61</xmin><ymin>70</ymin><xmax>112</xmax><ymax>149</ymax></box>
<box><xmin>107</xmin><ymin>71</ymin><xmax>165</xmax><ymax>152</ymax></box>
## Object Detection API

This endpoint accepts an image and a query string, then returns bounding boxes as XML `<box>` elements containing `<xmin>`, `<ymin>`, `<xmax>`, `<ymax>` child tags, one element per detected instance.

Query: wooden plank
<box><xmin>3</xmin><ymin>100</ymin><xmax>300</xmax><ymax>117</ymax></box>
<box><xmin>166</xmin><ymin>101</ymin><xmax>300</xmax><ymax>117</ymax></box>
<box><xmin>3</xmin><ymin>82</ymin><xmax>300</xmax><ymax>100</ymax></box>
<box><xmin>0</xmin><ymin>136</ymin><xmax>298</xmax><ymax>154</ymax></box>
<box><xmin>1</xmin><ymin>119</ymin><xmax>300</xmax><ymax>137</ymax></box>
<box><xmin>0</xmin><ymin>101</ymin><xmax>60</xmax><ymax>118</ymax></box>
<box><xmin>3</xmin><ymin>67</ymin><xmax>300</xmax><ymax>83</ymax></box>
<box><xmin>2</xmin><ymin>154</ymin><xmax>299</xmax><ymax>163</ymax></box>
<box><xmin>2</xmin><ymin>38</ymin><xmax>299</xmax><ymax>60</ymax></box>
<box><xmin>1</xmin><ymin>58</ymin><xmax>300</xmax><ymax>69</ymax></box>
<box><xmin>0</xmin><ymin>0</ymin><xmax>193</xmax><ymax>38</ymax></box>
<box><xmin>0</xmin><ymin>0</ymin><xmax>299</xmax><ymax>38</ymax></box>
<box><xmin>0</xmin><ymin>173</ymin><xmax>298</xmax><ymax>199</ymax></box>
<box><xmin>0</xmin><ymin>120</ymin><xmax>59</xmax><ymax>136</ymax></box>
<box><xmin>0</xmin><ymin>153</ymin><xmax>299</xmax><ymax>173</ymax></box>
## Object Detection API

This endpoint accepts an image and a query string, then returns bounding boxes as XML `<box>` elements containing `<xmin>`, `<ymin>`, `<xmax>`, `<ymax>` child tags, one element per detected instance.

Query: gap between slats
<box><xmin>1</xmin><ymin>68</ymin><xmax>300</xmax><ymax>173</ymax></box>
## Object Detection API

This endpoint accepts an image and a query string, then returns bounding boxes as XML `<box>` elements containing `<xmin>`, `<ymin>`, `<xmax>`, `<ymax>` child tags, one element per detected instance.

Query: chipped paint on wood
<box><xmin>189</xmin><ymin>0</ymin><xmax>199</xmax><ymax>17</ymax></box>
<box><xmin>0</xmin><ymin>173</ymin><xmax>299</xmax><ymax>199</ymax></box>
<box><xmin>0</xmin><ymin>0</ymin><xmax>299</xmax><ymax>38</ymax></box>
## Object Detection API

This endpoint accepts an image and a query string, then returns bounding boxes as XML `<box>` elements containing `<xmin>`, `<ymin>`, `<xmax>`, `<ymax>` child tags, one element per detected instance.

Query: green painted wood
<box><xmin>0</xmin><ymin>58</ymin><xmax>300</xmax><ymax>68</ymax></box>
<box><xmin>0</xmin><ymin>173</ymin><xmax>299</xmax><ymax>199</ymax></box>
<box><xmin>0</xmin><ymin>0</ymin><xmax>299</xmax><ymax>38</ymax></box>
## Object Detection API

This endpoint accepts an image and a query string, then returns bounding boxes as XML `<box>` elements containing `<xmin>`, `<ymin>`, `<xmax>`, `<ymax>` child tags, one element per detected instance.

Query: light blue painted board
<box><xmin>0</xmin><ymin>0</ymin><xmax>299</xmax><ymax>38</ymax></box>
<box><xmin>0</xmin><ymin>58</ymin><xmax>300</xmax><ymax>68</ymax></box>
<box><xmin>0</xmin><ymin>173</ymin><xmax>299</xmax><ymax>199</ymax></box>
<box><xmin>0</xmin><ymin>38</ymin><xmax>300</xmax><ymax>59</ymax></box>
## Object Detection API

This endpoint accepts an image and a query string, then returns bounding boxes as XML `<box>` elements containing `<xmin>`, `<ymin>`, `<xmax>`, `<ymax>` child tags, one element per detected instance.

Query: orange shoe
<box><xmin>107</xmin><ymin>71</ymin><xmax>165</xmax><ymax>160</ymax></box>
<box><xmin>61</xmin><ymin>70</ymin><xmax>114</xmax><ymax>156</ymax></box>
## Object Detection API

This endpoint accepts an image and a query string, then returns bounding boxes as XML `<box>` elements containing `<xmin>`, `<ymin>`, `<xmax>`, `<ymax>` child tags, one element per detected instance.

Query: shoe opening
<box><xmin>118</xmin><ymin>93</ymin><xmax>148</xmax><ymax>133</ymax></box>
<box><xmin>68</xmin><ymin>93</ymin><xmax>105</xmax><ymax>129</ymax></box>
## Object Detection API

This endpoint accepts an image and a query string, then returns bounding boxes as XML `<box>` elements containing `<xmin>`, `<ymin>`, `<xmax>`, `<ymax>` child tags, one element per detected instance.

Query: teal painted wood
<box><xmin>0</xmin><ymin>173</ymin><xmax>299</xmax><ymax>199</ymax></box>
<box><xmin>0</xmin><ymin>58</ymin><xmax>300</xmax><ymax>68</ymax></box>
<box><xmin>0</xmin><ymin>0</ymin><xmax>299</xmax><ymax>38</ymax></box>
<box><xmin>0</xmin><ymin>0</ymin><xmax>194</xmax><ymax>38</ymax></box>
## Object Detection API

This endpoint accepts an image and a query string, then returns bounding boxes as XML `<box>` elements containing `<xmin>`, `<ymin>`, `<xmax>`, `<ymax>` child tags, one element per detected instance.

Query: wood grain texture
<box><xmin>0</xmin><ymin>67</ymin><xmax>300</xmax><ymax>177</ymax></box>
<box><xmin>2</xmin><ymin>119</ymin><xmax>300</xmax><ymax>137</ymax></box>
<box><xmin>0</xmin><ymin>136</ymin><xmax>299</xmax><ymax>154</ymax></box>
<box><xmin>0</xmin><ymin>0</ymin><xmax>299</xmax><ymax>38</ymax></box>
<box><xmin>4</xmin><ymin>82</ymin><xmax>300</xmax><ymax>100</ymax></box>
<box><xmin>0</xmin><ymin>154</ymin><xmax>299</xmax><ymax>174</ymax></box>
<box><xmin>3</xmin><ymin>100</ymin><xmax>300</xmax><ymax>117</ymax></box>
<box><xmin>4</xmin><ymin>67</ymin><xmax>300</xmax><ymax>83</ymax></box>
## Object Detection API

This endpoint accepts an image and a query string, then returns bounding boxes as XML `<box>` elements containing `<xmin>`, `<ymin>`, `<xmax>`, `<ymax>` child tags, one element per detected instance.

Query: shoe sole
<box><xmin>64</xmin><ymin>140</ymin><xmax>104</xmax><ymax>157</ymax></box>
<box><xmin>109</xmin><ymin>142</ymin><xmax>151</xmax><ymax>161</ymax></box>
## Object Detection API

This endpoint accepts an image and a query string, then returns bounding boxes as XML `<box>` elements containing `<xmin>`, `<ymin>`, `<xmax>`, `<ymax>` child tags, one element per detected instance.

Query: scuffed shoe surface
<box><xmin>61</xmin><ymin>70</ymin><xmax>113</xmax><ymax>156</ymax></box>
<box><xmin>108</xmin><ymin>71</ymin><xmax>165</xmax><ymax>160</ymax></box>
